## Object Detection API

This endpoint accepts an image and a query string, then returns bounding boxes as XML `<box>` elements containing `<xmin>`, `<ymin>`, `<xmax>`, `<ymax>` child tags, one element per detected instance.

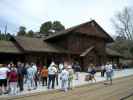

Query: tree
<box><xmin>115</xmin><ymin>35</ymin><xmax>126</xmax><ymax>41</ymax></box>
<box><xmin>26</xmin><ymin>30</ymin><xmax>34</xmax><ymax>37</ymax></box>
<box><xmin>40</xmin><ymin>21</ymin><xmax>65</xmax><ymax>36</ymax></box>
<box><xmin>0</xmin><ymin>33</ymin><xmax>11</xmax><ymax>40</ymax></box>
<box><xmin>40</xmin><ymin>21</ymin><xmax>52</xmax><ymax>36</ymax></box>
<box><xmin>108</xmin><ymin>40</ymin><xmax>133</xmax><ymax>58</ymax></box>
<box><xmin>52</xmin><ymin>21</ymin><xmax>65</xmax><ymax>32</ymax></box>
<box><xmin>17</xmin><ymin>26</ymin><xmax>26</xmax><ymax>36</ymax></box>
<box><xmin>112</xmin><ymin>7</ymin><xmax>133</xmax><ymax>40</ymax></box>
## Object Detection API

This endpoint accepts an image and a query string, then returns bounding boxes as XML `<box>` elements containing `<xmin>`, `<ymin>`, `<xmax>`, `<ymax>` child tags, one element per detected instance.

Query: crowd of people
<box><xmin>0</xmin><ymin>61</ymin><xmax>114</xmax><ymax>96</ymax></box>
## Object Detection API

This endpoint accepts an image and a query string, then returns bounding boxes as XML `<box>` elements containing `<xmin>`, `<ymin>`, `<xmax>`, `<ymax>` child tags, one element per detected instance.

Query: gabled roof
<box><xmin>44</xmin><ymin>20</ymin><xmax>113</xmax><ymax>42</ymax></box>
<box><xmin>13</xmin><ymin>36</ymin><xmax>70</xmax><ymax>53</ymax></box>
<box><xmin>0</xmin><ymin>40</ymin><xmax>21</xmax><ymax>54</ymax></box>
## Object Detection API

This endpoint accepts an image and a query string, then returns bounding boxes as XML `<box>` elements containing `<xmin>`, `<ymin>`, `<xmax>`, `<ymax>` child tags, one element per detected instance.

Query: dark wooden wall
<box><xmin>48</xmin><ymin>33</ymin><xmax>107</xmax><ymax>70</ymax></box>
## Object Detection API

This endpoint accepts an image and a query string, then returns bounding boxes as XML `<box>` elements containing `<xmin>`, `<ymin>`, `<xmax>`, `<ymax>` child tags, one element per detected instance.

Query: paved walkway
<box><xmin>0</xmin><ymin>68</ymin><xmax>133</xmax><ymax>98</ymax></box>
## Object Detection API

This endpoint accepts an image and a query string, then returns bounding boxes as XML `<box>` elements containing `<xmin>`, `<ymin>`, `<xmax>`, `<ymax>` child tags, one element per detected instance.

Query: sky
<box><xmin>0</xmin><ymin>0</ymin><xmax>133</xmax><ymax>36</ymax></box>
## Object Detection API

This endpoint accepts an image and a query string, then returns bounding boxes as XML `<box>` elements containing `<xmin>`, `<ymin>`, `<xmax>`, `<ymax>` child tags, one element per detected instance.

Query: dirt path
<box><xmin>1</xmin><ymin>76</ymin><xmax>133</xmax><ymax>100</ymax></box>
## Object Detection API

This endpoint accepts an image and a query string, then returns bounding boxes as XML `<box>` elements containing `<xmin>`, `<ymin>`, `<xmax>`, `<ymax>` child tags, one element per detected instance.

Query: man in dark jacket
<box><xmin>17</xmin><ymin>62</ymin><xmax>25</xmax><ymax>92</ymax></box>
<box><xmin>73</xmin><ymin>62</ymin><xmax>81</xmax><ymax>80</ymax></box>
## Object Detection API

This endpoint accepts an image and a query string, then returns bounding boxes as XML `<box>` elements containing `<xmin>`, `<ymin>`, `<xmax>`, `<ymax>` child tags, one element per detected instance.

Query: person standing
<box><xmin>101</xmin><ymin>64</ymin><xmax>106</xmax><ymax>77</ymax></box>
<box><xmin>26</xmin><ymin>64</ymin><xmax>36</xmax><ymax>91</ymax></box>
<box><xmin>48</xmin><ymin>63</ymin><xmax>57</xmax><ymax>89</ymax></box>
<box><xmin>8</xmin><ymin>66</ymin><xmax>18</xmax><ymax>95</ymax></box>
<box><xmin>55</xmin><ymin>65</ymin><xmax>59</xmax><ymax>86</ymax></box>
<box><xmin>0</xmin><ymin>64</ymin><xmax>10</xmax><ymax>95</ymax></box>
<box><xmin>59</xmin><ymin>63</ymin><xmax>64</xmax><ymax>73</ymax></box>
<box><xmin>73</xmin><ymin>62</ymin><xmax>81</xmax><ymax>80</ymax></box>
<box><xmin>17</xmin><ymin>62</ymin><xmax>25</xmax><ymax>92</ymax></box>
<box><xmin>90</xmin><ymin>65</ymin><xmax>96</xmax><ymax>82</ymax></box>
<box><xmin>67</xmin><ymin>64</ymin><xmax>74</xmax><ymax>90</ymax></box>
<box><xmin>60</xmin><ymin>67</ymin><xmax>69</xmax><ymax>92</ymax></box>
<box><xmin>31</xmin><ymin>63</ymin><xmax>38</xmax><ymax>89</ymax></box>
<box><xmin>40</xmin><ymin>66</ymin><xmax>48</xmax><ymax>86</ymax></box>
<box><xmin>105</xmin><ymin>62</ymin><xmax>113</xmax><ymax>85</ymax></box>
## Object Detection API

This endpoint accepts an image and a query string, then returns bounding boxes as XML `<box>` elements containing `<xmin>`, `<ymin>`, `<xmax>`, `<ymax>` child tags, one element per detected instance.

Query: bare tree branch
<box><xmin>111</xmin><ymin>7</ymin><xmax>133</xmax><ymax>40</ymax></box>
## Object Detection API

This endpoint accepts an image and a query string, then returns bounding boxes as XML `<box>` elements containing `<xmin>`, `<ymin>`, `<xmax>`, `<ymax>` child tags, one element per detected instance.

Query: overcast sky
<box><xmin>0</xmin><ymin>0</ymin><xmax>132</xmax><ymax>36</ymax></box>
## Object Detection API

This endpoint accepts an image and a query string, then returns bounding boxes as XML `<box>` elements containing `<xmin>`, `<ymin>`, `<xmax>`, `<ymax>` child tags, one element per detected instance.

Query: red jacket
<box><xmin>9</xmin><ymin>71</ymin><xmax>18</xmax><ymax>82</ymax></box>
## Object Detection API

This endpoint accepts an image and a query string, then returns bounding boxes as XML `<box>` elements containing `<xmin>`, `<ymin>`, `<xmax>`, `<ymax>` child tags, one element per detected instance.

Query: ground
<box><xmin>0</xmin><ymin>69</ymin><xmax>133</xmax><ymax>100</ymax></box>
<box><xmin>1</xmin><ymin>75</ymin><xmax>133</xmax><ymax>100</ymax></box>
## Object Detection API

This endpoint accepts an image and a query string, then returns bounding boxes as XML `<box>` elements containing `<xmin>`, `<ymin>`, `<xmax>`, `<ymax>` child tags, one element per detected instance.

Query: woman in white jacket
<box><xmin>60</xmin><ymin>68</ymin><xmax>69</xmax><ymax>92</ymax></box>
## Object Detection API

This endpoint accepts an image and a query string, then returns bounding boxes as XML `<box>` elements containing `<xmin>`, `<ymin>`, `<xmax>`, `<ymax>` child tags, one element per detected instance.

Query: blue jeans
<box><xmin>48</xmin><ymin>75</ymin><xmax>55</xmax><ymax>89</ymax></box>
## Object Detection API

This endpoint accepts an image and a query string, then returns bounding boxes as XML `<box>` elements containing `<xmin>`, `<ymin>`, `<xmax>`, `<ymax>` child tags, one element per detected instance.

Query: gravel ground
<box><xmin>1</xmin><ymin>75</ymin><xmax>133</xmax><ymax>100</ymax></box>
<box><xmin>0</xmin><ymin>68</ymin><xmax>133</xmax><ymax>100</ymax></box>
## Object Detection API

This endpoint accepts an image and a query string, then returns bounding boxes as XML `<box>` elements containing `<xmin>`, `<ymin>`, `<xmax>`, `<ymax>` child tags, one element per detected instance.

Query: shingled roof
<box><xmin>0</xmin><ymin>40</ymin><xmax>21</xmax><ymax>54</ymax></box>
<box><xmin>106</xmin><ymin>48</ymin><xmax>122</xmax><ymax>57</ymax></box>
<box><xmin>13</xmin><ymin>36</ymin><xmax>70</xmax><ymax>53</ymax></box>
<box><xmin>44</xmin><ymin>20</ymin><xmax>113</xmax><ymax>42</ymax></box>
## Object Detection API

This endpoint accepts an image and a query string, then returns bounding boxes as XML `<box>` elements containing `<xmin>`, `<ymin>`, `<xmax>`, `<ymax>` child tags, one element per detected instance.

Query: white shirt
<box><xmin>105</xmin><ymin>64</ymin><xmax>113</xmax><ymax>72</ymax></box>
<box><xmin>27</xmin><ymin>67</ymin><xmax>35</xmax><ymax>79</ymax></box>
<box><xmin>49</xmin><ymin>62</ymin><xmax>55</xmax><ymax>68</ymax></box>
<box><xmin>59</xmin><ymin>63</ymin><xmax>64</xmax><ymax>71</ymax></box>
<box><xmin>48</xmin><ymin>66</ymin><xmax>57</xmax><ymax>75</ymax></box>
<box><xmin>0</xmin><ymin>67</ymin><xmax>10</xmax><ymax>79</ymax></box>
<box><xmin>60</xmin><ymin>69</ymin><xmax>69</xmax><ymax>81</ymax></box>
<box><xmin>101</xmin><ymin>65</ymin><xmax>105</xmax><ymax>70</ymax></box>
<box><xmin>32</xmin><ymin>65</ymin><xmax>37</xmax><ymax>73</ymax></box>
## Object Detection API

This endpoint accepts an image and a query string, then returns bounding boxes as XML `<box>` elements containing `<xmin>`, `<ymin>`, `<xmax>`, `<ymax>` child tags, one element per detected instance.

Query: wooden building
<box><xmin>0</xmin><ymin>20</ymin><xmax>121</xmax><ymax>70</ymax></box>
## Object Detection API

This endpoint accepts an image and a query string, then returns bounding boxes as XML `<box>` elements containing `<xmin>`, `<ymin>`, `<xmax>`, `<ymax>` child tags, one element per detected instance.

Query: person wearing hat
<box><xmin>0</xmin><ymin>64</ymin><xmax>10</xmax><ymax>95</ymax></box>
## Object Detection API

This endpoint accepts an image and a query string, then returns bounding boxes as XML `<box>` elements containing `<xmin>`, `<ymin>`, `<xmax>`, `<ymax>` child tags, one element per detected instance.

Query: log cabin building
<box><xmin>0</xmin><ymin>20</ymin><xmax>121</xmax><ymax>70</ymax></box>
